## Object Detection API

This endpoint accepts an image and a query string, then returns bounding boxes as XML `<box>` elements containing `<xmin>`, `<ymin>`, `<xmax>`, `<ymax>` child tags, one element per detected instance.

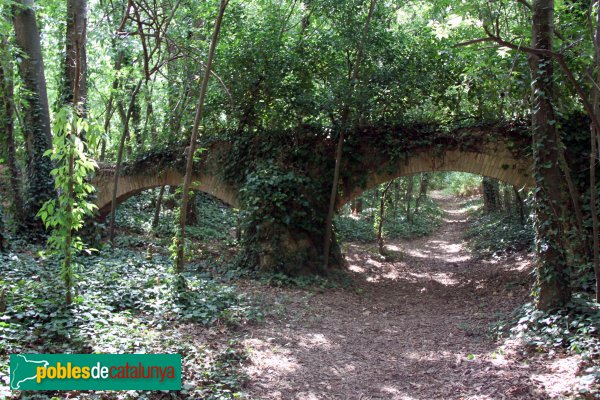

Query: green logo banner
<box><xmin>10</xmin><ymin>354</ymin><xmax>181</xmax><ymax>391</ymax></box>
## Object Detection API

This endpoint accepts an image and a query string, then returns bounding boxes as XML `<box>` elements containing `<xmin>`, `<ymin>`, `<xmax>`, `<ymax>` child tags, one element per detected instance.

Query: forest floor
<box><xmin>237</xmin><ymin>193</ymin><xmax>586</xmax><ymax>399</ymax></box>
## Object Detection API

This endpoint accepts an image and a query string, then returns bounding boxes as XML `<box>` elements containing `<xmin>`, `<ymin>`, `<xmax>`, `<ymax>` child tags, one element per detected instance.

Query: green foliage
<box><xmin>442</xmin><ymin>172</ymin><xmax>482</xmax><ymax>197</ymax></box>
<box><xmin>506</xmin><ymin>296</ymin><xmax>600</xmax><ymax>394</ymax></box>
<box><xmin>336</xmin><ymin>197</ymin><xmax>443</xmax><ymax>242</ymax></box>
<box><xmin>464</xmin><ymin>210</ymin><xmax>534</xmax><ymax>258</ymax></box>
<box><xmin>37</xmin><ymin>106</ymin><xmax>98</xmax><ymax>303</ymax></box>
<box><xmin>114</xmin><ymin>189</ymin><xmax>238</xmax><ymax>249</ymax></box>
<box><xmin>0</xmin><ymin>246</ymin><xmax>260</xmax><ymax>398</ymax></box>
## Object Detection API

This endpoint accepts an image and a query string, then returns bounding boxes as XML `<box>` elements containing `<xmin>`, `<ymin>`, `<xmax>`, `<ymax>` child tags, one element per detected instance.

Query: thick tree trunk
<box><xmin>13</xmin><ymin>0</ymin><xmax>54</xmax><ymax>228</ymax></box>
<box><xmin>529</xmin><ymin>0</ymin><xmax>571</xmax><ymax>309</ymax></box>
<box><xmin>63</xmin><ymin>0</ymin><xmax>87</xmax><ymax>109</ymax></box>
<box><xmin>482</xmin><ymin>177</ymin><xmax>499</xmax><ymax>213</ymax></box>
<box><xmin>0</xmin><ymin>40</ymin><xmax>25</xmax><ymax>224</ymax></box>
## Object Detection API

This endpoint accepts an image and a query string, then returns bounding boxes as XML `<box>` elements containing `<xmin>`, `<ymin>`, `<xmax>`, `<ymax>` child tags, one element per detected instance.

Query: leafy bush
<box><xmin>334</xmin><ymin>213</ymin><xmax>375</xmax><ymax>242</ymax></box>
<box><xmin>505</xmin><ymin>297</ymin><xmax>600</xmax><ymax>396</ymax></box>
<box><xmin>335</xmin><ymin>197</ymin><xmax>443</xmax><ymax>242</ymax></box>
<box><xmin>464</xmin><ymin>211</ymin><xmax>534</xmax><ymax>258</ymax></box>
<box><xmin>443</xmin><ymin>172</ymin><xmax>482</xmax><ymax>197</ymax></box>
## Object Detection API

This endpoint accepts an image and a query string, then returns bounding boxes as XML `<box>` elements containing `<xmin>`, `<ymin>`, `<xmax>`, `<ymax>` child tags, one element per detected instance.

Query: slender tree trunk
<box><xmin>378</xmin><ymin>181</ymin><xmax>393</xmax><ymax>255</ymax></box>
<box><xmin>589</xmin><ymin>0</ymin><xmax>600</xmax><ymax>304</ymax></box>
<box><xmin>0</xmin><ymin>194</ymin><xmax>4</xmax><ymax>252</ymax></box>
<box><xmin>322</xmin><ymin>0</ymin><xmax>377</xmax><ymax>269</ymax></box>
<box><xmin>514</xmin><ymin>186</ymin><xmax>526</xmax><ymax>225</ymax></box>
<box><xmin>108</xmin><ymin>79</ymin><xmax>143</xmax><ymax>244</ymax></box>
<box><xmin>13</xmin><ymin>0</ymin><xmax>54</xmax><ymax>228</ymax></box>
<box><xmin>414</xmin><ymin>173</ymin><xmax>429</xmax><ymax>214</ymax></box>
<box><xmin>0</xmin><ymin>38</ymin><xmax>25</xmax><ymax>224</ymax></box>
<box><xmin>590</xmin><ymin>105</ymin><xmax>599</xmax><ymax>303</ymax></box>
<box><xmin>405</xmin><ymin>176</ymin><xmax>414</xmax><ymax>223</ymax></box>
<box><xmin>503</xmin><ymin>184</ymin><xmax>512</xmax><ymax>216</ymax></box>
<box><xmin>152</xmin><ymin>185</ymin><xmax>165</xmax><ymax>230</ymax></box>
<box><xmin>529</xmin><ymin>0</ymin><xmax>571</xmax><ymax>310</ymax></box>
<box><xmin>100</xmin><ymin>50</ymin><xmax>123</xmax><ymax>161</ymax></box>
<box><xmin>176</xmin><ymin>0</ymin><xmax>228</xmax><ymax>271</ymax></box>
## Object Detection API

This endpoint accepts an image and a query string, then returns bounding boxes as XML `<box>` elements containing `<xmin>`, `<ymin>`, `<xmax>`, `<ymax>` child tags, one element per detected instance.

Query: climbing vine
<box><xmin>38</xmin><ymin>106</ymin><xmax>98</xmax><ymax>304</ymax></box>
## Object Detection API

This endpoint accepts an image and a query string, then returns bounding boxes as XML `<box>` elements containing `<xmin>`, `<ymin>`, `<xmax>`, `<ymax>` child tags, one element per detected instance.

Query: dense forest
<box><xmin>0</xmin><ymin>0</ymin><xmax>600</xmax><ymax>398</ymax></box>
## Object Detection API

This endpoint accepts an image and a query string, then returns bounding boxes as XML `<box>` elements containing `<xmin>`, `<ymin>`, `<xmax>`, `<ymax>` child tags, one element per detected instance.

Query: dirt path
<box><xmin>240</xmin><ymin>194</ymin><xmax>582</xmax><ymax>399</ymax></box>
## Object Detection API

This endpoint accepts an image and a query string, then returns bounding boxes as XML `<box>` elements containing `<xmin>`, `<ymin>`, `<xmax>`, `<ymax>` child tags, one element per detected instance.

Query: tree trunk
<box><xmin>108</xmin><ymin>79</ymin><xmax>143</xmax><ymax>244</ymax></box>
<box><xmin>322</xmin><ymin>0</ymin><xmax>377</xmax><ymax>270</ymax></box>
<box><xmin>414</xmin><ymin>173</ymin><xmax>429</xmax><ymax>214</ymax></box>
<box><xmin>514</xmin><ymin>186</ymin><xmax>526</xmax><ymax>226</ymax></box>
<box><xmin>13</xmin><ymin>0</ymin><xmax>54</xmax><ymax>228</ymax></box>
<box><xmin>186</xmin><ymin>191</ymin><xmax>197</xmax><ymax>226</ymax></box>
<box><xmin>100</xmin><ymin>49</ymin><xmax>123</xmax><ymax>161</ymax></box>
<box><xmin>503</xmin><ymin>184</ymin><xmax>512</xmax><ymax>216</ymax></box>
<box><xmin>176</xmin><ymin>0</ymin><xmax>228</xmax><ymax>272</ymax></box>
<box><xmin>0</xmin><ymin>37</ymin><xmax>25</xmax><ymax>224</ymax></box>
<box><xmin>351</xmin><ymin>197</ymin><xmax>363</xmax><ymax>215</ymax></box>
<box><xmin>482</xmin><ymin>177</ymin><xmax>499</xmax><ymax>213</ymax></box>
<box><xmin>62</xmin><ymin>0</ymin><xmax>87</xmax><ymax>110</ymax></box>
<box><xmin>529</xmin><ymin>0</ymin><xmax>571</xmax><ymax>310</ymax></box>
<box><xmin>588</xmin><ymin>0</ymin><xmax>600</xmax><ymax>304</ymax></box>
<box><xmin>378</xmin><ymin>181</ymin><xmax>393</xmax><ymax>255</ymax></box>
<box><xmin>151</xmin><ymin>185</ymin><xmax>165</xmax><ymax>230</ymax></box>
<box><xmin>405</xmin><ymin>176</ymin><xmax>414</xmax><ymax>223</ymax></box>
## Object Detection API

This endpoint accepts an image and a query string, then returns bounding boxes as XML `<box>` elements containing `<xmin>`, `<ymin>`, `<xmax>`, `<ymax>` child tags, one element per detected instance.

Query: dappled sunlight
<box><xmin>242</xmin><ymin>193</ymin><xmax>547</xmax><ymax>399</ymax></box>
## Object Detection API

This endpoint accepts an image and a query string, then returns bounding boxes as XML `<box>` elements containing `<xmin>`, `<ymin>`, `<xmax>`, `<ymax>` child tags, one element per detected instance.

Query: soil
<box><xmin>238</xmin><ymin>193</ymin><xmax>588</xmax><ymax>399</ymax></box>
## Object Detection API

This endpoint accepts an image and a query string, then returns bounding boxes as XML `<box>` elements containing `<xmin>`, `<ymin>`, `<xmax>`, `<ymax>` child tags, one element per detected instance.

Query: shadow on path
<box><xmin>240</xmin><ymin>194</ymin><xmax>570</xmax><ymax>399</ymax></box>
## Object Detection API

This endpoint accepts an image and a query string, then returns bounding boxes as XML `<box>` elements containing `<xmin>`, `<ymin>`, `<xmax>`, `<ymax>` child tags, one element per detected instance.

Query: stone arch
<box><xmin>92</xmin><ymin>169</ymin><xmax>239</xmax><ymax>219</ymax></box>
<box><xmin>338</xmin><ymin>141</ymin><xmax>533</xmax><ymax>207</ymax></box>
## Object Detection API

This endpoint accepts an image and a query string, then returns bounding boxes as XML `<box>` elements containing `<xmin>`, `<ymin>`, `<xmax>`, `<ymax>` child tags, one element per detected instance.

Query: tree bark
<box><xmin>13</xmin><ymin>0</ymin><xmax>54</xmax><ymax>228</ymax></box>
<box><xmin>514</xmin><ymin>186</ymin><xmax>526</xmax><ymax>225</ymax></box>
<box><xmin>0</xmin><ymin>37</ymin><xmax>25</xmax><ymax>224</ymax></box>
<box><xmin>151</xmin><ymin>185</ymin><xmax>165</xmax><ymax>230</ymax></box>
<box><xmin>414</xmin><ymin>173</ymin><xmax>429</xmax><ymax>214</ymax></box>
<box><xmin>529</xmin><ymin>0</ymin><xmax>571</xmax><ymax>310</ymax></box>
<box><xmin>63</xmin><ymin>0</ymin><xmax>87</xmax><ymax>110</ymax></box>
<box><xmin>482</xmin><ymin>177</ymin><xmax>499</xmax><ymax>213</ymax></box>
<box><xmin>378</xmin><ymin>181</ymin><xmax>393</xmax><ymax>255</ymax></box>
<box><xmin>503</xmin><ymin>184</ymin><xmax>512</xmax><ymax>216</ymax></box>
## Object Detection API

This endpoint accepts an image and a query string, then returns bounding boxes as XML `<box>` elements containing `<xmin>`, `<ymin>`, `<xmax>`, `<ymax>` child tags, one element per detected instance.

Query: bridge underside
<box><xmin>93</xmin><ymin>170</ymin><xmax>238</xmax><ymax>219</ymax></box>
<box><xmin>338</xmin><ymin>143</ymin><xmax>533</xmax><ymax>207</ymax></box>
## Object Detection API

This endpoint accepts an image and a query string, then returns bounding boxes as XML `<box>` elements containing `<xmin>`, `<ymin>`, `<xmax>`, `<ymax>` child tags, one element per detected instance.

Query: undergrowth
<box><xmin>335</xmin><ymin>197</ymin><xmax>443</xmax><ymax>242</ymax></box>
<box><xmin>0</xmin><ymin>245</ymin><xmax>261</xmax><ymax>399</ymax></box>
<box><xmin>492</xmin><ymin>296</ymin><xmax>600</xmax><ymax>396</ymax></box>
<box><xmin>464</xmin><ymin>208</ymin><xmax>534</xmax><ymax>259</ymax></box>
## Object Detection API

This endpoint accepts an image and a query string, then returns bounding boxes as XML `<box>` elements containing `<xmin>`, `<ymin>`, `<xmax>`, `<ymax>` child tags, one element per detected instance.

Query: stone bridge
<box><xmin>93</xmin><ymin>126</ymin><xmax>533</xmax><ymax>217</ymax></box>
<box><xmin>92</xmin><ymin>124</ymin><xmax>533</xmax><ymax>273</ymax></box>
